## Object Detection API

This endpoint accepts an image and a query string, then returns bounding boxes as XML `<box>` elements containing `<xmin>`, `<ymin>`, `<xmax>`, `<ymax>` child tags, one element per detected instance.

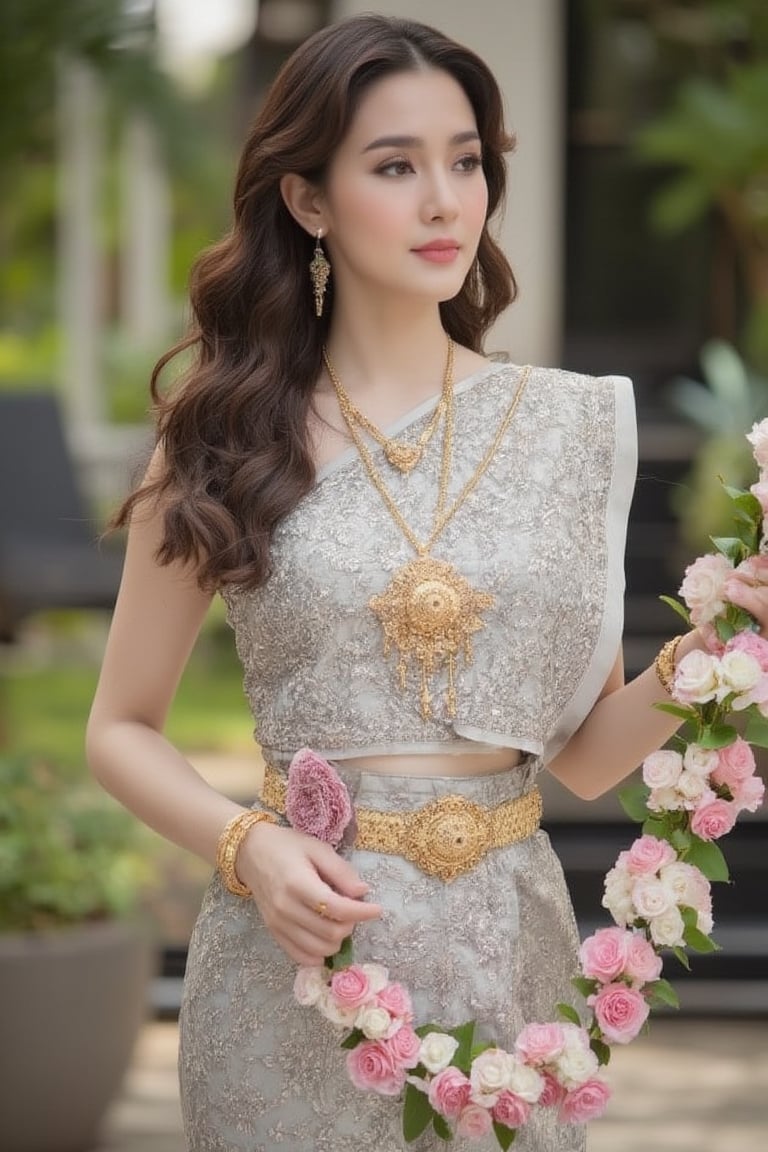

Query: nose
<box><xmin>420</xmin><ymin>166</ymin><xmax>460</xmax><ymax>223</ymax></box>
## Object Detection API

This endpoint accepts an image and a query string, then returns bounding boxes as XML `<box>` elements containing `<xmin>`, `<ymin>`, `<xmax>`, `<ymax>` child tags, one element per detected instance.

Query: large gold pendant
<box><xmin>383</xmin><ymin>442</ymin><xmax>422</xmax><ymax>474</ymax></box>
<box><xmin>369</xmin><ymin>554</ymin><xmax>494</xmax><ymax>720</ymax></box>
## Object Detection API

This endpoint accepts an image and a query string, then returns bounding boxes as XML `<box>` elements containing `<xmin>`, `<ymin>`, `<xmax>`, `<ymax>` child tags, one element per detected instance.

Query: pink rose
<box><xmin>690</xmin><ymin>796</ymin><xmax>738</xmax><ymax>841</ymax></box>
<box><xmin>623</xmin><ymin>934</ymin><xmax>663</xmax><ymax>987</ymax></box>
<box><xmin>428</xmin><ymin>1067</ymin><xmax>472</xmax><ymax>1119</ymax></box>
<box><xmin>456</xmin><ymin>1103</ymin><xmax>493</xmax><ymax>1139</ymax></box>
<box><xmin>330</xmin><ymin>965</ymin><xmax>372</xmax><ymax>1011</ymax></box>
<box><xmin>578</xmin><ymin>927</ymin><xmax>631</xmax><ymax>983</ymax></box>
<box><xmin>747</xmin><ymin>418</ymin><xmax>768</xmax><ymax>468</ymax></box>
<box><xmin>514</xmin><ymin>1022</ymin><xmax>566</xmax><ymax>1066</ymax></box>
<box><xmin>538</xmin><ymin>1071</ymin><xmax>567</xmax><ymax>1109</ymax></box>
<box><xmin>346</xmin><ymin>1040</ymin><xmax>406</xmax><ymax>1096</ymax></box>
<box><xmin>492</xmin><ymin>1090</ymin><xmax>531</xmax><ymax>1130</ymax></box>
<box><xmin>589</xmin><ymin>983</ymin><xmax>650</xmax><ymax>1044</ymax></box>
<box><xmin>732</xmin><ymin>774</ymin><xmax>765</xmax><ymax>813</ymax></box>
<box><xmin>679</xmin><ymin>553</ymin><xmax>733</xmax><ymax>626</ymax></box>
<box><xmin>376</xmin><ymin>982</ymin><xmax>413</xmax><ymax>1022</ymax></box>
<box><xmin>385</xmin><ymin>1025</ymin><xmax>421</xmax><ymax>1069</ymax></box>
<box><xmin>626</xmin><ymin>835</ymin><xmax>677</xmax><ymax>876</ymax></box>
<box><xmin>713</xmin><ymin>738</ymin><xmax>757</xmax><ymax>791</ymax></box>
<box><xmin>642</xmin><ymin>749</ymin><xmax>683</xmax><ymax>790</ymax></box>
<box><xmin>285</xmin><ymin>747</ymin><xmax>353</xmax><ymax>846</ymax></box>
<box><xmin>559</xmin><ymin>1078</ymin><xmax>612</xmax><ymax>1123</ymax></box>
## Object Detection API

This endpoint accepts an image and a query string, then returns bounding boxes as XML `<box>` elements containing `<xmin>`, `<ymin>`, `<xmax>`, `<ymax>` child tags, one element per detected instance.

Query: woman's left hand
<box><xmin>725</xmin><ymin>557</ymin><xmax>768</xmax><ymax>637</ymax></box>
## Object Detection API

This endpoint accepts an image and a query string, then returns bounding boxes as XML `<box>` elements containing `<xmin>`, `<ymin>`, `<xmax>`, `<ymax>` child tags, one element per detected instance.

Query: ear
<box><xmin>280</xmin><ymin>173</ymin><xmax>326</xmax><ymax>238</ymax></box>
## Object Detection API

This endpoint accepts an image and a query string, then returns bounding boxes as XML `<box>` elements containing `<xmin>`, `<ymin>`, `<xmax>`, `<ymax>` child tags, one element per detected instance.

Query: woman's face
<box><xmin>319</xmin><ymin>67</ymin><xmax>489</xmax><ymax>309</ymax></box>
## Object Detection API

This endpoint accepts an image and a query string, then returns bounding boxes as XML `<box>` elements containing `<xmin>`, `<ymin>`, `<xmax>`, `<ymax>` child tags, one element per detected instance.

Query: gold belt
<box><xmin>260</xmin><ymin>764</ymin><xmax>542</xmax><ymax>884</ymax></box>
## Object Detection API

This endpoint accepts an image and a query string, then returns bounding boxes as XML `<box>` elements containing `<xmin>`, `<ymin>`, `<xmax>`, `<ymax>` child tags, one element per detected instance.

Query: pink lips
<box><xmin>412</xmin><ymin>240</ymin><xmax>460</xmax><ymax>264</ymax></box>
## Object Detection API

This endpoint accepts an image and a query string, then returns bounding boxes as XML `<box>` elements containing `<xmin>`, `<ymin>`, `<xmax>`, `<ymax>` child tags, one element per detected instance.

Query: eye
<box><xmin>455</xmin><ymin>153</ymin><xmax>483</xmax><ymax>173</ymax></box>
<box><xmin>376</xmin><ymin>157</ymin><xmax>414</xmax><ymax>177</ymax></box>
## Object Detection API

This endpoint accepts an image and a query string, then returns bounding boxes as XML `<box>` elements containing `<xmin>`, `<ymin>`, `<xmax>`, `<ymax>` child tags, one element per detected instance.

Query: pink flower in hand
<box><xmin>285</xmin><ymin>747</ymin><xmax>353</xmax><ymax>846</ymax></box>
<box><xmin>588</xmin><ymin>983</ymin><xmax>650</xmax><ymax>1044</ymax></box>
<box><xmin>626</xmin><ymin>835</ymin><xmax>677</xmax><ymax>876</ymax></box>
<box><xmin>330</xmin><ymin>965</ymin><xmax>373</xmax><ymax>1011</ymax></box>
<box><xmin>559</xmin><ymin>1078</ymin><xmax>612</xmax><ymax>1123</ymax></box>
<box><xmin>346</xmin><ymin>1040</ymin><xmax>405</xmax><ymax>1096</ymax></box>
<box><xmin>538</xmin><ymin>1071</ymin><xmax>567</xmax><ymax>1109</ymax></box>
<box><xmin>376</xmin><ymin>982</ymin><xmax>413</xmax><ymax>1022</ymax></box>
<box><xmin>428</xmin><ymin>1067</ymin><xmax>472</xmax><ymax>1119</ymax></box>
<box><xmin>690</xmin><ymin>795</ymin><xmax>738</xmax><ymax>841</ymax></box>
<box><xmin>679</xmin><ymin>553</ymin><xmax>733</xmax><ymax>626</ymax></box>
<box><xmin>385</xmin><ymin>1025</ymin><xmax>421</xmax><ymax>1069</ymax></box>
<box><xmin>514</xmin><ymin>1022</ymin><xmax>566</xmax><ymax>1065</ymax></box>
<box><xmin>713</xmin><ymin>738</ymin><xmax>756</xmax><ymax>790</ymax></box>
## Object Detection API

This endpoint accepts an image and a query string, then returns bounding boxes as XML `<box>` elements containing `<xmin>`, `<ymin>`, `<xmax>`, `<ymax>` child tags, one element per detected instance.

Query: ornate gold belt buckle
<box><xmin>403</xmin><ymin>794</ymin><xmax>492</xmax><ymax>883</ymax></box>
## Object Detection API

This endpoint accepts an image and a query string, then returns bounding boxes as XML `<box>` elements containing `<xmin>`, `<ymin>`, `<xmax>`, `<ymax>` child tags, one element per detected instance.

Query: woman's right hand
<box><xmin>235</xmin><ymin>821</ymin><xmax>383</xmax><ymax>966</ymax></box>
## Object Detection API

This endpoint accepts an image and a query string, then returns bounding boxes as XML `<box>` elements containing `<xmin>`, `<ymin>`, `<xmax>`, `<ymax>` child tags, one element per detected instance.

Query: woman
<box><xmin>87</xmin><ymin>14</ymin><xmax>767</xmax><ymax>1152</ymax></box>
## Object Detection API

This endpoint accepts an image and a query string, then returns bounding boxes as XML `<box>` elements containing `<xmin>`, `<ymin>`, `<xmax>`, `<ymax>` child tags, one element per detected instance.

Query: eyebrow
<box><xmin>362</xmin><ymin>130</ymin><xmax>480</xmax><ymax>153</ymax></box>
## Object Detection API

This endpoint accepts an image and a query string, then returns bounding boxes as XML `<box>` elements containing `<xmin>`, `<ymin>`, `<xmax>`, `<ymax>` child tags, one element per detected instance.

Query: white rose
<box><xmin>676</xmin><ymin>770</ymin><xmax>709</xmax><ymax>808</ymax></box>
<box><xmin>649</xmin><ymin>905</ymin><xmax>686</xmax><ymax>948</ymax></box>
<box><xmin>642</xmin><ymin>749</ymin><xmax>684</xmax><ymax>789</ymax></box>
<box><xmin>602</xmin><ymin>865</ymin><xmax>634</xmax><ymax>926</ymax></box>
<box><xmin>317</xmin><ymin>989</ymin><xmax>359</xmax><ymax>1028</ymax></box>
<box><xmin>717</xmin><ymin>651</ymin><xmax>763</xmax><ymax>701</ymax></box>
<box><xmin>682</xmin><ymin>744</ymin><xmax>720</xmax><ymax>779</ymax></box>
<box><xmin>647</xmin><ymin>785</ymin><xmax>684</xmax><ymax>814</ymax></box>
<box><xmin>674</xmin><ymin>649</ymin><xmax>720</xmax><ymax>704</ymax></box>
<box><xmin>418</xmin><ymin>1031</ymin><xmax>460</xmax><ymax>1074</ymax></box>
<box><xmin>555</xmin><ymin>1042</ymin><xmax>599</xmax><ymax>1090</ymax></box>
<box><xmin>747</xmin><ymin>419</ymin><xmax>768</xmax><ymax>468</ymax></box>
<box><xmin>507</xmin><ymin>1058</ymin><xmax>545</xmax><ymax>1103</ymax></box>
<box><xmin>293</xmin><ymin>966</ymin><xmax>329</xmax><ymax>1007</ymax></box>
<box><xmin>679</xmin><ymin>554</ymin><xmax>733</xmax><ymax>625</ymax></box>
<box><xmin>469</xmin><ymin>1049</ymin><xmax>514</xmax><ymax>1105</ymax></box>
<box><xmin>631</xmin><ymin>876</ymin><xmax>675</xmax><ymax>921</ymax></box>
<box><xmin>697</xmin><ymin>908</ymin><xmax>714</xmax><ymax>935</ymax></box>
<box><xmin>660</xmin><ymin>862</ymin><xmax>712</xmax><ymax>921</ymax></box>
<box><xmin>356</xmin><ymin>1004</ymin><xmax>393</xmax><ymax>1040</ymax></box>
<box><xmin>361</xmin><ymin>963</ymin><xmax>390</xmax><ymax>993</ymax></box>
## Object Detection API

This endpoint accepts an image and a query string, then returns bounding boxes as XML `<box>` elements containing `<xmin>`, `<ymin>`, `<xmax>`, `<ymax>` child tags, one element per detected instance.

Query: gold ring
<box><xmin>314</xmin><ymin>901</ymin><xmax>328</xmax><ymax>918</ymax></box>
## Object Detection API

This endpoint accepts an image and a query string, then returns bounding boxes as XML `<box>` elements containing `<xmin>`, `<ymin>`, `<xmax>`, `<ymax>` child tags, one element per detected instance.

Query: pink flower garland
<box><xmin>288</xmin><ymin>421</ymin><xmax>768</xmax><ymax>1149</ymax></box>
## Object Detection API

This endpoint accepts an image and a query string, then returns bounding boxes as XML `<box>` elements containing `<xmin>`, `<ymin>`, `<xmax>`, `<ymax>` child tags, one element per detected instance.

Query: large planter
<box><xmin>0</xmin><ymin>919</ymin><xmax>151</xmax><ymax>1152</ymax></box>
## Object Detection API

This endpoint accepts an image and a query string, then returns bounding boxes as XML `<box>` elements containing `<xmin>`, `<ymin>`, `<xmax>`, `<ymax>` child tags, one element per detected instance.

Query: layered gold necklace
<box><xmin>324</xmin><ymin>342</ymin><xmax>532</xmax><ymax>720</ymax></box>
<box><xmin>328</xmin><ymin>340</ymin><xmax>453</xmax><ymax>476</ymax></box>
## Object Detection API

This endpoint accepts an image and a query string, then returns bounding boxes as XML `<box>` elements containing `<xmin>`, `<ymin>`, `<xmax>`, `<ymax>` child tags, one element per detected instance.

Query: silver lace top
<box><xmin>221</xmin><ymin>360</ymin><xmax>636</xmax><ymax>766</ymax></box>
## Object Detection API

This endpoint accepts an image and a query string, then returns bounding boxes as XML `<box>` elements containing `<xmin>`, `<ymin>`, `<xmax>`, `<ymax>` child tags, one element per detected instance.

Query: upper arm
<box><xmin>88</xmin><ymin>449</ymin><xmax>215</xmax><ymax>735</ymax></box>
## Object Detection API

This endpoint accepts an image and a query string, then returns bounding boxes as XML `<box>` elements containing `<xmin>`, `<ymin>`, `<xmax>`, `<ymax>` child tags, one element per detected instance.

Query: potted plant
<box><xmin>0</xmin><ymin>753</ymin><xmax>154</xmax><ymax>1152</ymax></box>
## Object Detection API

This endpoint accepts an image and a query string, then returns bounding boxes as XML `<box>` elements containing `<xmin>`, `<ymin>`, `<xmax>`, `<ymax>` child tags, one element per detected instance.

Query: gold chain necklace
<box><xmin>327</xmin><ymin>347</ymin><xmax>532</xmax><ymax>720</ymax></box>
<box><xmin>323</xmin><ymin>339</ymin><xmax>454</xmax><ymax>475</ymax></box>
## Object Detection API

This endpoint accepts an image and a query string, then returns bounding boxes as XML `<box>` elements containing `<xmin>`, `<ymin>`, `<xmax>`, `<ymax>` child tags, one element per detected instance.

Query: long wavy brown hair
<box><xmin>114</xmin><ymin>14</ymin><xmax>517</xmax><ymax>590</ymax></box>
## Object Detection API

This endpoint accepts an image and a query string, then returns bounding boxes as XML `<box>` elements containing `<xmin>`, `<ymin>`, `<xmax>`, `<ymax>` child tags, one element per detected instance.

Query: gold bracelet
<box><xmin>654</xmin><ymin>634</ymin><xmax>686</xmax><ymax>695</ymax></box>
<box><xmin>216</xmin><ymin>810</ymin><xmax>277</xmax><ymax>898</ymax></box>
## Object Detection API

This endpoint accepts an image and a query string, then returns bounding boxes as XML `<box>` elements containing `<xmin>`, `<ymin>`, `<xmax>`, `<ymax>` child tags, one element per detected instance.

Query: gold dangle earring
<box><xmin>309</xmin><ymin>229</ymin><xmax>331</xmax><ymax>318</ymax></box>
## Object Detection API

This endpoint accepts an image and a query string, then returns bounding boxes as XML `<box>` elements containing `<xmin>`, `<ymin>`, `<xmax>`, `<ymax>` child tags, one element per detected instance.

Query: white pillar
<box><xmin>121</xmin><ymin>116</ymin><xmax>171</xmax><ymax>345</ymax></box>
<box><xmin>56</xmin><ymin>55</ymin><xmax>105</xmax><ymax>427</ymax></box>
<box><xmin>331</xmin><ymin>0</ymin><xmax>564</xmax><ymax>366</ymax></box>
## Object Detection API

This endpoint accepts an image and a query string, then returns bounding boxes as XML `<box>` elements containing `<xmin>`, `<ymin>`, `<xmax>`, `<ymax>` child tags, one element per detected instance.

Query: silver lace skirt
<box><xmin>178</xmin><ymin>761</ymin><xmax>587</xmax><ymax>1151</ymax></box>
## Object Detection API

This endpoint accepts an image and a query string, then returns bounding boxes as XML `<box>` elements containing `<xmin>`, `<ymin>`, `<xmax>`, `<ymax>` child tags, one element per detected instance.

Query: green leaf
<box><xmin>680</xmin><ymin>905</ymin><xmax>698</xmax><ymax>931</ymax></box>
<box><xmin>710</xmin><ymin>536</ymin><xmax>748</xmax><ymax>564</ymax></box>
<box><xmin>433</xmin><ymin>1114</ymin><xmax>453</xmax><ymax>1141</ymax></box>
<box><xmin>403</xmin><ymin>1082</ymin><xmax>435</xmax><ymax>1142</ymax></box>
<box><xmin>683</xmin><ymin>924</ymin><xmax>719</xmax><ymax>953</ymax></box>
<box><xmin>653</xmin><ymin>701</ymin><xmax>699</xmax><ymax>722</ymax></box>
<box><xmin>414</xmin><ymin>1023</ymin><xmax>443</xmax><ymax>1038</ymax></box>
<box><xmin>557</xmin><ymin>1003</ymin><xmax>582</xmax><ymax>1027</ymax></box>
<box><xmin>492</xmin><ymin>1121</ymin><xmax>517</xmax><ymax>1150</ymax></box>
<box><xmin>722</xmin><ymin>488</ymin><xmax>763</xmax><ymax>524</ymax></box>
<box><xmin>745</xmin><ymin>711</ymin><xmax>768</xmax><ymax>748</ymax></box>
<box><xmin>644</xmin><ymin>978</ymin><xmax>680</xmax><ymax>1009</ymax></box>
<box><xmin>684</xmin><ymin>838</ymin><xmax>730</xmax><ymax>882</ymax></box>
<box><xmin>670</xmin><ymin>827</ymin><xmax>692</xmax><ymax>851</ymax></box>
<box><xmin>571</xmin><ymin>975</ymin><xmax>598</xmax><ymax>999</ymax></box>
<box><xmin>715</xmin><ymin>616</ymin><xmax>736</xmax><ymax>642</ymax></box>
<box><xmin>618</xmin><ymin>781</ymin><xmax>651</xmax><ymax>823</ymax></box>
<box><xmin>672</xmin><ymin>945</ymin><xmax>691</xmax><ymax>971</ymax></box>
<box><xmin>328</xmin><ymin>935</ymin><xmax>355</xmax><ymax>970</ymax></box>
<box><xmin>450</xmin><ymin>1021</ymin><xmax>476</xmax><ymax>1073</ymax></box>
<box><xmin>698</xmin><ymin>724</ymin><xmax>738</xmax><ymax>749</ymax></box>
<box><xmin>642</xmin><ymin>816</ymin><xmax>676</xmax><ymax>844</ymax></box>
<box><xmin>340</xmin><ymin>1029</ymin><xmax>364</xmax><ymax>1050</ymax></box>
<box><xmin>590</xmin><ymin>1037</ymin><xmax>612</xmax><ymax>1066</ymax></box>
<box><xmin>659</xmin><ymin>595</ymin><xmax>691</xmax><ymax>626</ymax></box>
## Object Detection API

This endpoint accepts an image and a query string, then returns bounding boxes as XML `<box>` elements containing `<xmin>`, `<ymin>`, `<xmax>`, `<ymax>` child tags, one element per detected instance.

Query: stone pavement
<box><xmin>99</xmin><ymin>1017</ymin><xmax>768</xmax><ymax>1151</ymax></box>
